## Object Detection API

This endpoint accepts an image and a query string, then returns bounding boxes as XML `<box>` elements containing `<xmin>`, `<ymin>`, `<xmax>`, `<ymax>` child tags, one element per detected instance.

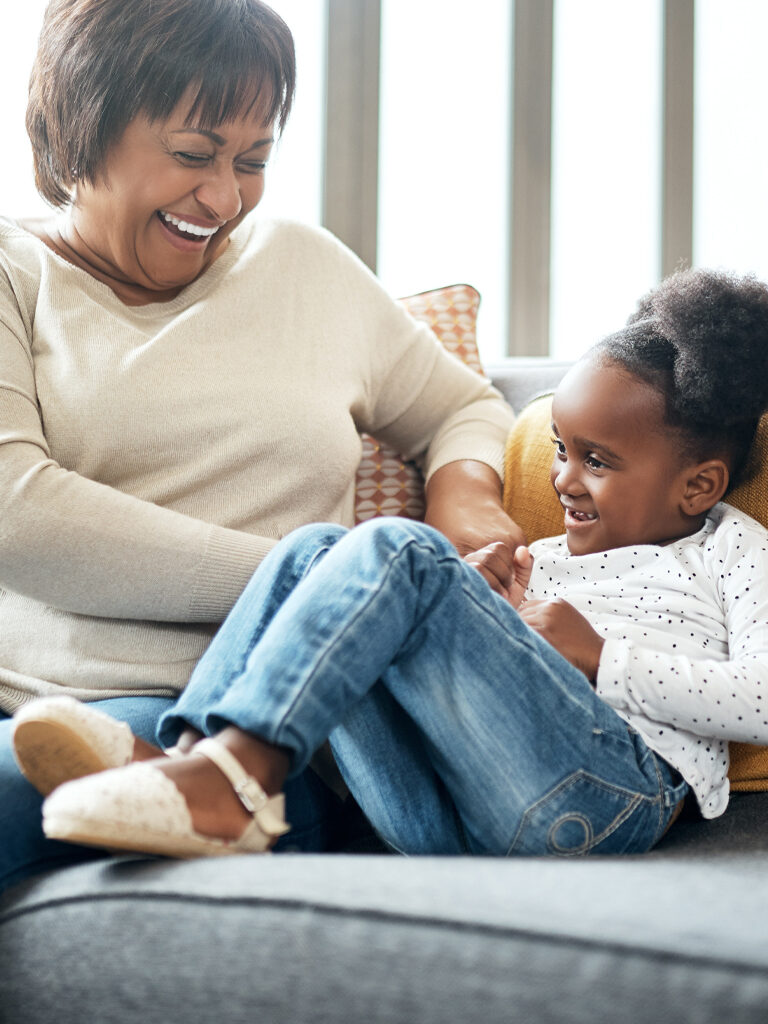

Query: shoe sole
<box><xmin>43</xmin><ymin>812</ymin><xmax>267</xmax><ymax>859</ymax></box>
<box><xmin>14</xmin><ymin>720</ymin><xmax>113</xmax><ymax>796</ymax></box>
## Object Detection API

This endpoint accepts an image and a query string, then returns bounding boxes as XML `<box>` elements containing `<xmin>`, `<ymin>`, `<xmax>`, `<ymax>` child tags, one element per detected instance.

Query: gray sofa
<box><xmin>2</xmin><ymin>359</ymin><xmax>767</xmax><ymax>1024</ymax></box>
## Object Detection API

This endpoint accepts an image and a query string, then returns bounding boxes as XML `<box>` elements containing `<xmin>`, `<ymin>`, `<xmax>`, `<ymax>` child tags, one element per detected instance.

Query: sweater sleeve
<box><xmin>0</xmin><ymin>290</ymin><xmax>274</xmax><ymax>622</ymax></box>
<box><xmin>594</xmin><ymin>523</ymin><xmax>768</xmax><ymax>744</ymax></box>
<box><xmin>316</xmin><ymin>228</ymin><xmax>515</xmax><ymax>482</ymax></box>
<box><xmin>369</xmin><ymin>322</ymin><xmax>515</xmax><ymax>482</ymax></box>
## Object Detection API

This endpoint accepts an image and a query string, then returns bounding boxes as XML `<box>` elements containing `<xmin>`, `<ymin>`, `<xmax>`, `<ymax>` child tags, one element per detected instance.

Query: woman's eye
<box><xmin>175</xmin><ymin>152</ymin><xmax>212</xmax><ymax>165</ymax></box>
<box><xmin>236</xmin><ymin>161</ymin><xmax>268</xmax><ymax>175</ymax></box>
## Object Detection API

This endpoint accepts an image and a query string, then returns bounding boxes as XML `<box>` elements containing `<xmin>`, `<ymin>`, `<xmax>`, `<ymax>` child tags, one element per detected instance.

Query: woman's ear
<box><xmin>681</xmin><ymin>460</ymin><xmax>730</xmax><ymax>515</ymax></box>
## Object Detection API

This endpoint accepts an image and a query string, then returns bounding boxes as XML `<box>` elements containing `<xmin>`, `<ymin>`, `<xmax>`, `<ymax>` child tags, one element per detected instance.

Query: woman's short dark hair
<box><xmin>27</xmin><ymin>0</ymin><xmax>296</xmax><ymax>207</ymax></box>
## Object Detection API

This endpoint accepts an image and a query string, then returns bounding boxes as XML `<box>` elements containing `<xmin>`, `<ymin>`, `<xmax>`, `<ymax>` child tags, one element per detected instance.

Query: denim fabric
<box><xmin>160</xmin><ymin>519</ymin><xmax>689</xmax><ymax>857</ymax></box>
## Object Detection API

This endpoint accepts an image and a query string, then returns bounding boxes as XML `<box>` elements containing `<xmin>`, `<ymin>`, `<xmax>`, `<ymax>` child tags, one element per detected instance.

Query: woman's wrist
<box><xmin>424</xmin><ymin>460</ymin><xmax>525</xmax><ymax>555</ymax></box>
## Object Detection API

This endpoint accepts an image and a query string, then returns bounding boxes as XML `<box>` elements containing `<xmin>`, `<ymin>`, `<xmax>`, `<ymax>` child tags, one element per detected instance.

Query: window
<box><xmin>377</xmin><ymin>0</ymin><xmax>512</xmax><ymax>363</ymax></box>
<box><xmin>1</xmin><ymin>2</ymin><xmax>766</xmax><ymax>363</ymax></box>
<box><xmin>694</xmin><ymin>0</ymin><xmax>768</xmax><ymax>281</ymax></box>
<box><xmin>550</xmin><ymin>0</ymin><xmax>663</xmax><ymax>359</ymax></box>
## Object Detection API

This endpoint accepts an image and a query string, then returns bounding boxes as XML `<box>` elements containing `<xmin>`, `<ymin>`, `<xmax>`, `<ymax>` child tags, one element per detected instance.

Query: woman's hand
<box><xmin>519</xmin><ymin>598</ymin><xmax>605</xmax><ymax>682</ymax></box>
<box><xmin>464</xmin><ymin>542</ymin><xmax>533</xmax><ymax>607</ymax></box>
<box><xmin>424</xmin><ymin>459</ymin><xmax>526</xmax><ymax>557</ymax></box>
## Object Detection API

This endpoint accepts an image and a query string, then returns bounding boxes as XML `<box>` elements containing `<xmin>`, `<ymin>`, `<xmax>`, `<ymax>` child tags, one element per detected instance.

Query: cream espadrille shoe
<box><xmin>12</xmin><ymin>696</ymin><xmax>137</xmax><ymax>796</ymax></box>
<box><xmin>42</xmin><ymin>737</ymin><xmax>290</xmax><ymax>858</ymax></box>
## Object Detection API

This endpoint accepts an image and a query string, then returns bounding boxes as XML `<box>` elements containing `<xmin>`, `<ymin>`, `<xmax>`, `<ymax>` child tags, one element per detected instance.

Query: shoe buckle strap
<box><xmin>193</xmin><ymin>737</ymin><xmax>268</xmax><ymax>815</ymax></box>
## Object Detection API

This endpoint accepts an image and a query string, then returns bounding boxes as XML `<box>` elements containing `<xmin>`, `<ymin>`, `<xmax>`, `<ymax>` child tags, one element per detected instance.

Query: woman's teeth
<box><xmin>159</xmin><ymin>212</ymin><xmax>218</xmax><ymax>238</ymax></box>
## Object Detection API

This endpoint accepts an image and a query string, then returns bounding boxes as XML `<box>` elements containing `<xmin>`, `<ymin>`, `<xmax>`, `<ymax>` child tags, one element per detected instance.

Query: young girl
<box><xmin>14</xmin><ymin>267</ymin><xmax>768</xmax><ymax>859</ymax></box>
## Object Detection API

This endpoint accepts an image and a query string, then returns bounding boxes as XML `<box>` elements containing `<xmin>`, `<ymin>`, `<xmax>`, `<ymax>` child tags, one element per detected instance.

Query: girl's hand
<box><xmin>464</xmin><ymin>543</ymin><xmax>533</xmax><ymax>608</ymax></box>
<box><xmin>519</xmin><ymin>598</ymin><xmax>605</xmax><ymax>682</ymax></box>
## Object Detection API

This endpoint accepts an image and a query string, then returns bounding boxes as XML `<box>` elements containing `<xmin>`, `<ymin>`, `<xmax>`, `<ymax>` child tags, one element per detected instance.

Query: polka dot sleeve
<box><xmin>595</xmin><ymin>513</ymin><xmax>768</xmax><ymax>744</ymax></box>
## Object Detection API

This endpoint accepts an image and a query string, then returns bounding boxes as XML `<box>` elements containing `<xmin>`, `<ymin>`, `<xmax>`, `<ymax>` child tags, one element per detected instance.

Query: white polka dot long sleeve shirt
<box><xmin>526</xmin><ymin>503</ymin><xmax>768</xmax><ymax>818</ymax></box>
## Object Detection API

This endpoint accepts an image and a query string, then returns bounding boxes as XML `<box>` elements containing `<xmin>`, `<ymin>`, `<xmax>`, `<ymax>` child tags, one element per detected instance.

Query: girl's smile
<box><xmin>550</xmin><ymin>357</ymin><xmax>714</xmax><ymax>555</ymax></box>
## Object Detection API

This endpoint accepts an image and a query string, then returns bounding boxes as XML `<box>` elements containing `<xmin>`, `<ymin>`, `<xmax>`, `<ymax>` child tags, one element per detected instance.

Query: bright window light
<box><xmin>550</xmin><ymin>0</ymin><xmax>663</xmax><ymax>360</ymax></box>
<box><xmin>377</xmin><ymin>0</ymin><xmax>513</xmax><ymax>363</ymax></box>
<box><xmin>694</xmin><ymin>0</ymin><xmax>768</xmax><ymax>281</ymax></box>
<box><xmin>0</xmin><ymin>2</ymin><xmax>50</xmax><ymax>219</ymax></box>
<box><xmin>256</xmin><ymin>0</ymin><xmax>326</xmax><ymax>225</ymax></box>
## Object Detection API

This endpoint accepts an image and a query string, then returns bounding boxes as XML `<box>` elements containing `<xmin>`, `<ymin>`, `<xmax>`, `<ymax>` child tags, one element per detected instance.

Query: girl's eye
<box><xmin>550</xmin><ymin>436</ymin><xmax>567</xmax><ymax>459</ymax></box>
<box><xmin>585</xmin><ymin>454</ymin><xmax>608</xmax><ymax>470</ymax></box>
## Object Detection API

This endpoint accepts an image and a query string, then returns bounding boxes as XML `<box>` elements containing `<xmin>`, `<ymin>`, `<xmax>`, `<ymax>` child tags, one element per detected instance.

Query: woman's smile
<box><xmin>56</xmin><ymin>98</ymin><xmax>274</xmax><ymax>304</ymax></box>
<box><xmin>155</xmin><ymin>210</ymin><xmax>223</xmax><ymax>252</ymax></box>
<box><xmin>158</xmin><ymin>211</ymin><xmax>221</xmax><ymax>241</ymax></box>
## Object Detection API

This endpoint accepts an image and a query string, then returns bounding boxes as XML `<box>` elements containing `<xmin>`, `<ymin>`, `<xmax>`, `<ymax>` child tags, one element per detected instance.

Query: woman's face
<box><xmin>65</xmin><ymin>94</ymin><xmax>274</xmax><ymax>301</ymax></box>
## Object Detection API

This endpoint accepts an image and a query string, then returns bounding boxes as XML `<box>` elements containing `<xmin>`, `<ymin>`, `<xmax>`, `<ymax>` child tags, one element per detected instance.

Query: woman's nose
<box><xmin>194</xmin><ymin>166</ymin><xmax>243</xmax><ymax>223</ymax></box>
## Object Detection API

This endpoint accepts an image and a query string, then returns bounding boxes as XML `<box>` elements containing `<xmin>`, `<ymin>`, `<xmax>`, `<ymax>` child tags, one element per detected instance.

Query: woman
<box><xmin>0</xmin><ymin>0</ymin><xmax>518</xmax><ymax>891</ymax></box>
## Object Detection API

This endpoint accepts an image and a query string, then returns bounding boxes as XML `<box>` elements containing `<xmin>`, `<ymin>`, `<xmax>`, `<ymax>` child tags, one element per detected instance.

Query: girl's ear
<box><xmin>681</xmin><ymin>460</ymin><xmax>730</xmax><ymax>515</ymax></box>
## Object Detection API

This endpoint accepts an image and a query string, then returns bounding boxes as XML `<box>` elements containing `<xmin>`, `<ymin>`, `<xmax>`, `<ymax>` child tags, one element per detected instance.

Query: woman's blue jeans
<box><xmin>0</xmin><ymin>696</ymin><xmax>174</xmax><ymax>892</ymax></box>
<box><xmin>159</xmin><ymin>519</ymin><xmax>688</xmax><ymax>857</ymax></box>
<box><xmin>1</xmin><ymin>695</ymin><xmax>348</xmax><ymax>892</ymax></box>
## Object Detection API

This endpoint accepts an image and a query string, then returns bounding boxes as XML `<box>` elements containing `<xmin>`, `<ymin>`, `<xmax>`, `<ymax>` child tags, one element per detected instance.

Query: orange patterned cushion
<box><xmin>503</xmin><ymin>393</ymin><xmax>768</xmax><ymax>790</ymax></box>
<box><xmin>354</xmin><ymin>284</ymin><xmax>486</xmax><ymax>524</ymax></box>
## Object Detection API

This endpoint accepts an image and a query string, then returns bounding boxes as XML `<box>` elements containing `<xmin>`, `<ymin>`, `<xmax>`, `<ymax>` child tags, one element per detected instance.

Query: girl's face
<box><xmin>64</xmin><ymin>92</ymin><xmax>274</xmax><ymax>303</ymax></box>
<box><xmin>550</xmin><ymin>357</ymin><xmax>702</xmax><ymax>555</ymax></box>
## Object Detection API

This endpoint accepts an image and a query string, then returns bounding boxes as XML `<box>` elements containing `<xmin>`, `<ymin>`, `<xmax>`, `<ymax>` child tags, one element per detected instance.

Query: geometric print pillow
<box><xmin>354</xmin><ymin>283</ymin><xmax>485</xmax><ymax>524</ymax></box>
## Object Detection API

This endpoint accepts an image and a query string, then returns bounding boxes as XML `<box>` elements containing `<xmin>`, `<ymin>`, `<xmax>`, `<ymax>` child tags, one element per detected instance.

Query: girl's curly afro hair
<box><xmin>594</xmin><ymin>268</ymin><xmax>768</xmax><ymax>486</ymax></box>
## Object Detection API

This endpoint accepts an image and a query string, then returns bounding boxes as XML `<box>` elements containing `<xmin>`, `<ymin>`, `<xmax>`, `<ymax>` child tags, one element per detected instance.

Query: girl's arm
<box><xmin>593</xmin><ymin>524</ymin><xmax>768</xmax><ymax>745</ymax></box>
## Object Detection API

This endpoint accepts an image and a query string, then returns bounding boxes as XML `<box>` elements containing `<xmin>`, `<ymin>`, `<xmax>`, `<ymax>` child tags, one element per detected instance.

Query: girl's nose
<box><xmin>552</xmin><ymin>457</ymin><xmax>585</xmax><ymax>497</ymax></box>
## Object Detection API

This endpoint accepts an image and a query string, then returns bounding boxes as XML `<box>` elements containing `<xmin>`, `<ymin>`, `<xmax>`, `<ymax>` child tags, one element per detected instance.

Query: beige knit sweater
<box><xmin>0</xmin><ymin>215</ymin><xmax>513</xmax><ymax>712</ymax></box>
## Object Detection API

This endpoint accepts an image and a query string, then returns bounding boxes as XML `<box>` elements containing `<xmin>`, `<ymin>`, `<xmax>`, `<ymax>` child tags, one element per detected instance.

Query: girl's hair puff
<box><xmin>595</xmin><ymin>268</ymin><xmax>768</xmax><ymax>486</ymax></box>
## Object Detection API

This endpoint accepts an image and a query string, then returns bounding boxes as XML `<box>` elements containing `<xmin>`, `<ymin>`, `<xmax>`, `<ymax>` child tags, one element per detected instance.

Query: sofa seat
<box><xmin>1</xmin><ymin>792</ymin><xmax>768</xmax><ymax>1024</ymax></box>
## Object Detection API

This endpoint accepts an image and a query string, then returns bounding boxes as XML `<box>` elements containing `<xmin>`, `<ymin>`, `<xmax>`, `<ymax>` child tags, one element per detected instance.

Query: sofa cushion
<box><xmin>2</xmin><ymin>793</ymin><xmax>768</xmax><ymax>1024</ymax></box>
<box><xmin>502</xmin><ymin>392</ymin><xmax>563</xmax><ymax>544</ymax></box>
<box><xmin>355</xmin><ymin>283</ymin><xmax>484</xmax><ymax>523</ymax></box>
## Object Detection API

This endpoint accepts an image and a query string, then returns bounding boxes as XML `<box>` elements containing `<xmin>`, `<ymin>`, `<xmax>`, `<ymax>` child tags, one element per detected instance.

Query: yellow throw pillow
<box><xmin>503</xmin><ymin>394</ymin><xmax>768</xmax><ymax>790</ymax></box>
<box><xmin>503</xmin><ymin>394</ymin><xmax>561</xmax><ymax>543</ymax></box>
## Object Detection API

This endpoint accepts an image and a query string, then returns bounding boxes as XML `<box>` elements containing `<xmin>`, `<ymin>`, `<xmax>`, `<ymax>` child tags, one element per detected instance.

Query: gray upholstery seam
<box><xmin>0</xmin><ymin>891</ymin><xmax>765</xmax><ymax>974</ymax></box>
